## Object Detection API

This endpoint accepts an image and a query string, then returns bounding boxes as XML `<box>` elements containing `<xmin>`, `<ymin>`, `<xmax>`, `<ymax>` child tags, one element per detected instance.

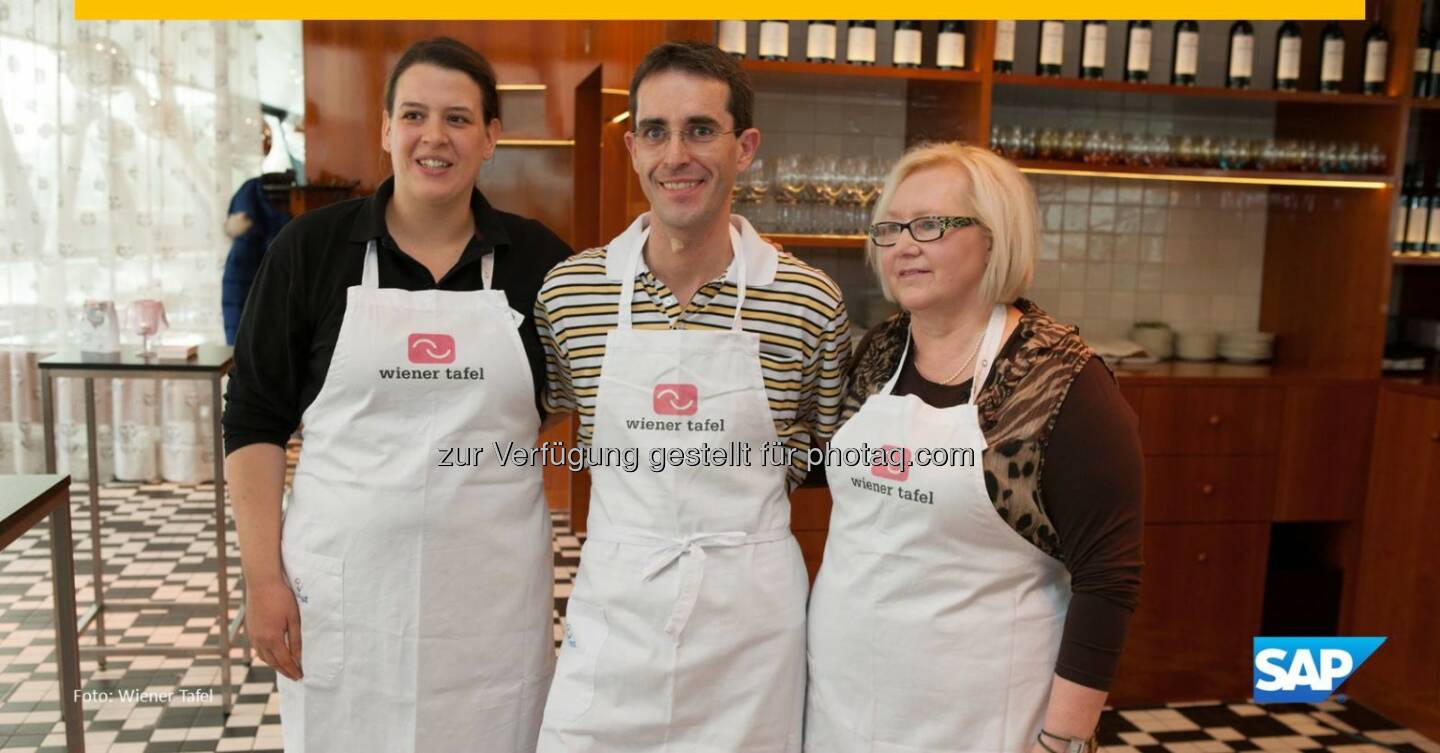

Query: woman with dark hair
<box><xmin>223</xmin><ymin>37</ymin><xmax>573</xmax><ymax>753</ymax></box>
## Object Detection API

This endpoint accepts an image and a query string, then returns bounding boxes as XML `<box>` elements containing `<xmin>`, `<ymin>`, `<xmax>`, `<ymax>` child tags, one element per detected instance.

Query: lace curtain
<box><xmin>0</xmin><ymin>4</ymin><xmax>261</xmax><ymax>481</ymax></box>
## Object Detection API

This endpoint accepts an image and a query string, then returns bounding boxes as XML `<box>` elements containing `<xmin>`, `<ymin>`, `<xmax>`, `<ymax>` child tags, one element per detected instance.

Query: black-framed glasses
<box><xmin>635</xmin><ymin>124</ymin><xmax>739</xmax><ymax>149</ymax></box>
<box><xmin>868</xmin><ymin>216</ymin><xmax>982</xmax><ymax>247</ymax></box>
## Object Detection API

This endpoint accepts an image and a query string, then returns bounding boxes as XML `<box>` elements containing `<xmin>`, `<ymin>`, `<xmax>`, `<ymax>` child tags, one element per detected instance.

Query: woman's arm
<box><xmin>227</xmin><ymin>443</ymin><xmax>303</xmax><ymax>680</ymax></box>
<box><xmin>222</xmin><ymin>221</ymin><xmax>311</xmax><ymax>680</ymax></box>
<box><xmin>1034</xmin><ymin>356</ymin><xmax>1145</xmax><ymax>743</ymax></box>
<box><xmin>1032</xmin><ymin>675</ymin><xmax>1108</xmax><ymax>752</ymax></box>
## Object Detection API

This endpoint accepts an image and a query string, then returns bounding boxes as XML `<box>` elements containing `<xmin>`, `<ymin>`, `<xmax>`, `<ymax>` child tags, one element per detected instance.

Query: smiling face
<box><xmin>624</xmin><ymin>69</ymin><xmax>759</xmax><ymax>236</ymax></box>
<box><xmin>381</xmin><ymin>63</ymin><xmax>498</xmax><ymax>207</ymax></box>
<box><xmin>876</xmin><ymin>165</ymin><xmax>991</xmax><ymax>314</ymax></box>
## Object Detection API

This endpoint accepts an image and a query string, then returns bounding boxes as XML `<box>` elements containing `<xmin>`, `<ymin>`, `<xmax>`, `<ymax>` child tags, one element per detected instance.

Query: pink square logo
<box><xmin>871</xmin><ymin>445</ymin><xmax>912</xmax><ymax>482</ymax></box>
<box><xmin>408</xmin><ymin>333</ymin><xmax>456</xmax><ymax>364</ymax></box>
<box><xmin>653</xmin><ymin>384</ymin><xmax>699</xmax><ymax>415</ymax></box>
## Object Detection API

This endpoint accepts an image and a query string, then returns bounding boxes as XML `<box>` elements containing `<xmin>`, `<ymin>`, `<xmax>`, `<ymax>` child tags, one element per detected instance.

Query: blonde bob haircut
<box><xmin>867</xmin><ymin>142</ymin><xmax>1037</xmax><ymax>307</ymax></box>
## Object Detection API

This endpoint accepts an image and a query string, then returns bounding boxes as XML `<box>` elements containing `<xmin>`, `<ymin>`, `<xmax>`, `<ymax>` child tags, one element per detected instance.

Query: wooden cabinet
<box><xmin>790</xmin><ymin>486</ymin><xmax>832</xmax><ymax>582</ymax></box>
<box><xmin>1273</xmin><ymin>384</ymin><xmax>1377</xmax><ymax>522</ymax></box>
<box><xmin>1110</xmin><ymin>523</ymin><xmax>1271</xmax><ymax>705</ymax></box>
<box><xmin>1348</xmin><ymin>386</ymin><xmax>1440</xmax><ymax>739</ymax></box>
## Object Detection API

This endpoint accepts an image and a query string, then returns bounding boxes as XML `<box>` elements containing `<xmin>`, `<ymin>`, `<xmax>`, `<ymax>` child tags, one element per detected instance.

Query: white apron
<box><xmin>805</xmin><ymin>305</ymin><xmax>1072</xmax><ymax>753</ymax></box>
<box><xmin>538</xmin><ymin>218</ymin><xmax>808</xmax><ymax>753</ymax></box>
<box><xmin>279</xmin><ymin>242</ymin><xmax>555</xmax><ymax>753</ymax></box>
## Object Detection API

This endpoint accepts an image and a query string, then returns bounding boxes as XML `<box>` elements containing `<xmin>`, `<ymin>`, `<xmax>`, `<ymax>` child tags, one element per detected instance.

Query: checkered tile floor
<box><xmin>0</xmin><ymin>476</ymin><xmax>1434</xmax><ymax>753</ymax></box>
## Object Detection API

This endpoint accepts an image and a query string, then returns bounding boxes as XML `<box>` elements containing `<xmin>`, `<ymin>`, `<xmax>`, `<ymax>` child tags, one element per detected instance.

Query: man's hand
<box><xmin>247</xmin><ymin>575</ymin><xmax>304</xmax><ymax>681</ymax></box>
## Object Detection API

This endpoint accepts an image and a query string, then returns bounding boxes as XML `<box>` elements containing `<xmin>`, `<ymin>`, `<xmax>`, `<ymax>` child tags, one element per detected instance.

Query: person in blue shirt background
<box><xmin>222</xmin><ymin>121</ymin><xmax>291</xmax><ymax>344</ymax></box>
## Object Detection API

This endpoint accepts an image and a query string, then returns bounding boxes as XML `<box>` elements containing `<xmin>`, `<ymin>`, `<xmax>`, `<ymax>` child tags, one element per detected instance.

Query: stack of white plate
<box><xmin>1218</xmin><ymin>331</ymin><xmax>1276</xmax><ymax>362</ymax></box>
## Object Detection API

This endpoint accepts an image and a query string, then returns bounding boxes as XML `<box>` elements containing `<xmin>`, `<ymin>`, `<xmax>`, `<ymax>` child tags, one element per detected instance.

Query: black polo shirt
<box><xmin>222</xmin><ymin>177</ymin><xmax>573</xmax><ymax>456</ymax></box>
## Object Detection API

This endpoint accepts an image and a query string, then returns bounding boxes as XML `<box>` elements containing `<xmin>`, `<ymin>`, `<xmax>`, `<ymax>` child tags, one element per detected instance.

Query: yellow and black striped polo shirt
<box><xmin>534</xmin><ymin>246</ymin><xmax>852</xmax><ymax>489</ymax></box>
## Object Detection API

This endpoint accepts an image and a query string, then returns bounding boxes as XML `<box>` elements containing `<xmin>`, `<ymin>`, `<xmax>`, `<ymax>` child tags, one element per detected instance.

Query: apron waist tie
<box><xmin>587</xmin><ymin>526</ymin><xmax>792</xmax><ymax>639</ymax></box>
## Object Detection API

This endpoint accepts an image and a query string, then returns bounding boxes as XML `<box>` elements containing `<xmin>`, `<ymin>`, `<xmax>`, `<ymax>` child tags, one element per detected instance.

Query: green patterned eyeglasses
<box><xmin>868</xmin><ymin>216</ymin><xmax>981</xmax><ymax>247</ymax></box>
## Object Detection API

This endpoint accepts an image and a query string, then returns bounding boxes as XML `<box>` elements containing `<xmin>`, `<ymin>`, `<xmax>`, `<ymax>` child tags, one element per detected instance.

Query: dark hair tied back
<box><xmin>384</xmin><ymin>37</ymin><xmax>501</xmax><ymax>125</ymax></box>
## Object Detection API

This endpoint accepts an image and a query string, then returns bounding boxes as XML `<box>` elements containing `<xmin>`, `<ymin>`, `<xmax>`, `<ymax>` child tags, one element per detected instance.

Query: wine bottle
<box><xmin>1038</xmin><ymin>20</ymin><xmax>1065</xmax><ymax>77</ymax></box>
<box><xmin>1415</xmin><ymin>24</ymin><xmax>1433</xmax><ymax>97</ymax></box>
<box><xmin>1172</xmin><ymin>20</ymin><xmax>1200</xmax><ymax>86</ymax></box>
<box><xmin>759</xmin><ymin>20</ymin><xmax>790</xmax><ymax>61</ymax></box>
<box><xmin>994</xmin><ymin>20</ymin><xmax>1017</xmax><ymax>73</ymax></box>
<box><xmin>1125</xmin><ymin>20</ymin><xmax>1153</xmax><ymax>82</ymax></box>
<box><xmin>1427</xmin><ymin>164</ymin><xmax>1440</xmax><ymax>255</ymax></box>
<box><xmin>893</xmin><ymin>21</ymin><xmax>923</xmax><ymax>68</ymax></box>
<box><xmin>846</xmin><ymin>21</ymin><xmax>877</xmax><ymax>66</ymax></box>
<box><xmin>1395</xmin><ymin>164</ymin><xmax>1412</xmax><ymax>253</ymax></box>
<box><xmin>1430</xmin><ymin>20</ymin><xmax>1440</xmax><ymax>98</ymax></box>
<box><xmin>1363</xmin><ymin>22</ymin><xmax>1389</xmax><ymax>95</ymax></box>
<box><xmin>1227</xmin><ymin>20</ymin><xmax>1255</xmax><ymax>89</ymax></box>
<box><xmin>1431</xmin><ymin>27</ymin><xmax>1440</xmax><ymax>98</ymax></box>
<box><xmin>1081</xmin><ymin>20</ymin><xmax>1107</xmax><ymax>79</ymax></box>
<box><xmin>1406</xmin><ymin>164</ymin><xmax>1430</xmax><ymax>253</ymax></box>
<box><xmin>937</xmin><ymin>21</ymin><xmax>966</xmax><ymax>70</ymax></box>
<box><xmin>717</xmin><ymin>21</ymin><xmax>747</xmax><ymax>58</ymax></box>
<box><xmin>1275</xmin><ymin>21</ymin><xmax>1303</xmax><ymax>91</ymax></box>
<box><xmin>1319</xmin><ymin>22</ymin><xmax>1345</xmax><ymax>93</ymax></box>
<box><xmin>806</xmin><ymin>21</ymin><xmax>837</xmax><ymax>63</ymax></box>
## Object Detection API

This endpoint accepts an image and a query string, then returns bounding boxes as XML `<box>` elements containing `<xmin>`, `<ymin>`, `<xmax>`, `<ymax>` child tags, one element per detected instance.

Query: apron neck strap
<box><xmin>882</xmin><ymin>304</ymin><xmax>1009</xmax><ymax>403</ymax></box>
<box><xmin>617</xmin><ymin>226</ymin><xmax>747</xmax><ymax>332</ymax></box>
<box><xmin>966</xmin><ymin>304</ymin><xmax>1008</xmax><ymax>405</ymax></box>
<box><xmin>362</xmin><ymin>241</ymin><xmax>380</xmax><ymax>289</ymax></box>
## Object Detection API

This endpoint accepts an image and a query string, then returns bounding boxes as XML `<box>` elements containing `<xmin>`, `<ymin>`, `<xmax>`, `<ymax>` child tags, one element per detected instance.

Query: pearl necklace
<box><xmin>916</xmin><ymin>325</ymin><xmax>986</xmax><ymax>386</ymax></box>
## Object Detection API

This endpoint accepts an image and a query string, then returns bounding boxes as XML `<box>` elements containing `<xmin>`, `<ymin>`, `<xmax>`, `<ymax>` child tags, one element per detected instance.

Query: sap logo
<box><xmin>1253</xmin><ymin>637</ymin><xmax>1385</xmax><ymax>703</ymax></box>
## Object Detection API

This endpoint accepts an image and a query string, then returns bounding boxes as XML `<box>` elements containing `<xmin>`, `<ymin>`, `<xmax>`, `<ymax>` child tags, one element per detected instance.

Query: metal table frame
<box><xmin>1</xmin><ymin>475</ymin><xmax>86</xmax><ymax>753</ymax></box>
<box><xmin>39</xmin><ymin>352</ymin><xmax>248</xmax><ymax>712</ymax></box>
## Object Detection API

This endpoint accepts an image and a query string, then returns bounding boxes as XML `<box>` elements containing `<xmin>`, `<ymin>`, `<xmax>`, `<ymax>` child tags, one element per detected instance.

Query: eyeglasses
<box><xmin>635</xmin><ymin>124</ymin><xmax>739</xmax><ymax>149</ymax></box>
<box><xmin>868</xmin><ymin>216</ymin><xmax>981</xmax><ymax>247</ymax></box>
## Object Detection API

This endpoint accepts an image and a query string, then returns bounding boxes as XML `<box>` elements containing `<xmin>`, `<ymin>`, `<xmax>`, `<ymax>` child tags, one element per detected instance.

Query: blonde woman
<box><xmin>805</xmin><ymin>143</ymin><xmax>1143</xmax><ymax>753</ymax></box>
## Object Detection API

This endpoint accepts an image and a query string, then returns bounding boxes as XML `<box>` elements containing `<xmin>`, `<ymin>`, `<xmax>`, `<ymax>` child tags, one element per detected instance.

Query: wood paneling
<box><xmin>1348</xmin><ymin>387</ymin><xmax>1440</xmax><ymax>739</ymax></box>
<box><xmin>302</xmin><ymin>21</ymin><xmax>708</xmax><ymax>247</ymax></box>
<box><xmin>1273</xmin><ymin>384</ymin><xmax>1378</xmax><ymax>521</ymax></box>
<box><xmin>572</xmin><ymin>66</ymin><xmax>603</xmax><ymax>252</ymax></box>
<box><xmin>791</xmin><ymin>487</ymin><xmax>833</xmax><ymax>585</ymax></box>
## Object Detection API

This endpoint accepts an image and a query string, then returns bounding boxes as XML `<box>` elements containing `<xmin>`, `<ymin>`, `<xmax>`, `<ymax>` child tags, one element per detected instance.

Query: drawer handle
<box><xmin>1432</xmin><ymin>431</ymin><xmax>1440</xmax><ymax>443</ymax></box>
<box><xmin>1207</xmin><ymin>414</ymin><xmax>1222</xmax><ymax>427</ymax></box>
<box><xmin>1201</xmin><ymin>483</ymin><xmax>1215</xmax><ymax>496</ymax></box>
<box><xmin>1196</xmin><ymin>552</ymin><xmax>1209</xmax><ymax>563</ymax></box>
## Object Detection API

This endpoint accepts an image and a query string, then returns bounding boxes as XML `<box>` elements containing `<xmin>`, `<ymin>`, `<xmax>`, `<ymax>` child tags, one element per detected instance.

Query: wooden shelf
<box><xmin>1410</xmin><ymin>98</ymin><xmax>1440</xmax><ymax>110</ymax></box>
<box><xmin>1393</xmin><ymin>253</ymin><xmax>1440</xmax><ymax>266</ymax></box>
<box><xmin>742</xmin><ymin>59</ymin><xmax>982</xmax><ymax>84</ymax></box>
<box><xmin>1012</xmin><ymin>160</ymin><xmax>1391</xmax><ymax>189</ymax></box>
<box><xmin>763</xmin><ymin>233</ymin><xmax>866</xmax><ymax>249</ymax></box>
<box><xmin>995</xmin><ymin>74</ymin><xmax>1402</xmax><ymax>107</ymax></box>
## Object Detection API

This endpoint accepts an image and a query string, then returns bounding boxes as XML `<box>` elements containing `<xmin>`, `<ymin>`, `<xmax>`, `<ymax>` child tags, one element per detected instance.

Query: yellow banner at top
<box><xmin>76</xmin><ymin>0</ymin><xmax>1368</xmax><ymax>20</ymax></box>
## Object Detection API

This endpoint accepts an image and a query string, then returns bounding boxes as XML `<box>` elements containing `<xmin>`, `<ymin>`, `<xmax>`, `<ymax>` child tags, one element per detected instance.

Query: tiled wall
<box><xmin>1026</xmin><ymin>175</ymin><xmax>1266</xmax><ymax>341</ymax></box>
<box><xmin>751</xmin><ymin>81</ymin><xmax>1269</xmax><ymax>342</ymax></box>
<box><xmin>754</xmin><ymin>85</ymin><xmax>908</xmax><ymax>165</ymax></box>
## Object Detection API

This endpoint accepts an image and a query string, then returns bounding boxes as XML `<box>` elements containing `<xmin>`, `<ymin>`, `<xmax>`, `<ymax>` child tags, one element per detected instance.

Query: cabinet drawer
<box><xmin>1145</xmin><ymin>456</ymin><xmax>1276</xmax><ymax>522</ymax></box>
<box><xmin>1140</xmin><ymin>386</ymin><xmax>1283</xmax><ymax>456</ymax></box>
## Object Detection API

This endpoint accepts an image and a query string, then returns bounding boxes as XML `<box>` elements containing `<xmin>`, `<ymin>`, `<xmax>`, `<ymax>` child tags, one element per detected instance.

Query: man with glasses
<box><xmin>535</xmin><ymin>40</ymin><xmax>851</xmax><ymax>752</ymax></box>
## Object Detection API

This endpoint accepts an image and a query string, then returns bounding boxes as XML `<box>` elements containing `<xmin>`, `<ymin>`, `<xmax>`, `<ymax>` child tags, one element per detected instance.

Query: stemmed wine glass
<box><xmin>127</xmin><ymin>299</ymin><xmax>168</xmax><ymax>357</ymax></box>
